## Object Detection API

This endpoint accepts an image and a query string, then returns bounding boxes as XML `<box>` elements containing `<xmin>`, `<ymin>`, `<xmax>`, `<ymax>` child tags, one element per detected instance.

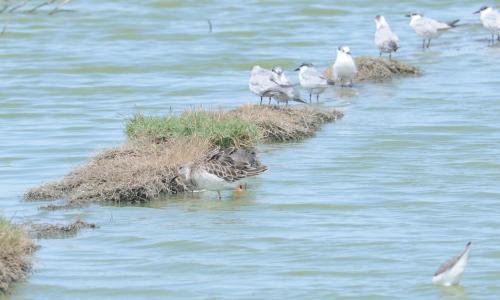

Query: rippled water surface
<box><xmin>1</xmin><ymin>1</ymin><xmax>500</xmax><ymax>299</ymax></box>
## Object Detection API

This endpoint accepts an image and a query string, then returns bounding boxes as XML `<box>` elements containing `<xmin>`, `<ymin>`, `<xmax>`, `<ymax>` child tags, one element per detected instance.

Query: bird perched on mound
<box><xmin>177</xmin><ymin>147</ymin><xmax>267</xmax><ymax>199</ymax></box>
<box><xmin>249</xmin><ymin>65</ymin><xmax>275</xmax><ymax>105</ymax></box>
<box><xmin>406</xmin><ymin>13</ymin><xmax>459</xmax><ymax>49</ymax></box>
<box><xmin>374</xmin><ymin>15</ymin><xmax>400</xmax><ymax>59</ymax></box>
<box><xmin>269</xmin><ymin>66</ymin><xmax>306</xmax><ymax>106</ymax></box>
<box><xmin>432</xmin><ymin>241</ymin><xmax>472</xmax><ymax>286</ymax></box>
<box><xmin>474</xmin><ymin>6</ymin><xmax>500</xmax><ymax>45</ymax></box>
<box><xmin>295</xmin><ymin>63</ymin><xmax>329</xmax><ymax>103</ymax></box>
<box><xmin>332</xmin><ymin>46</ymin><xmax>357</xmax><ymax>87</ymax></box>
<box><xmin>249</xmin><ymin>65</ymin><xmax>305</xmax><ymax>106</ymax></box>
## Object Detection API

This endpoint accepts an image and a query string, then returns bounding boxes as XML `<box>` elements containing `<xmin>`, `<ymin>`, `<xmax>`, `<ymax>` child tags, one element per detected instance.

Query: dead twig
<box><xmin>28</xmin><ymin>0</ymin><xmax>55</xmax><ymax>13</ymax></box>
<box><xmin>9</xmin><ymin>0</ymin><xmax>31</xmax><ymax>13</ymax></box>
<box><xmin>48</xmin><ymin>0</ymin><xmax>70</xmax><ymax>15</ymax></box>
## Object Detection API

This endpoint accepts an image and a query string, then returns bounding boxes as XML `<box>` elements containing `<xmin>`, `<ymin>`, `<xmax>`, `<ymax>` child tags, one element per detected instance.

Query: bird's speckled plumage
<box><xmin>178</xmin><ymin>147</ymin><xmax>267</xmax><ymax>199</ymax></box>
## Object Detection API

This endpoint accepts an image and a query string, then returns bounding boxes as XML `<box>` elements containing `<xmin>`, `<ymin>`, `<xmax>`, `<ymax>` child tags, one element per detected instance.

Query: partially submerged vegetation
<box><xmin>324</xmin><ymin>57</ymin><xmax>420</xmax><ymax>82</ymax></box>
<box><xmin>25</xmin><ymin>219</ymin><xmax>97</xmax><ymax>239</ymax></box>
<box><xmin>0</xmin><ymin>218</ymin><xmax>35</xmax><ymax>294</ymax></box>
<box><xmin>26</xmin><ymin>105</ymin><xmax>343</xmax><ymax>205</ymax></box>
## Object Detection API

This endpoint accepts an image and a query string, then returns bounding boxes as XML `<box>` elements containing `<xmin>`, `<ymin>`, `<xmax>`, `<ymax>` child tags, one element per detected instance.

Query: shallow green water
<box><xmin>1</xmin><ymin>1</ymin><xmax>500</xmax><ymax>299</ymax></box>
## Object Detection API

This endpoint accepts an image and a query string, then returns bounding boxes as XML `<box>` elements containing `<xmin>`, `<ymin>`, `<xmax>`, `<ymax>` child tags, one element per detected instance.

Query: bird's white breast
<box><xmin>192</xmin><ymin>169</ymin><xmax>234</xmax><ymax>191</ymax></box>
<box><xmin>333</xmin><ymin>55</ymin><xmax>356</xmax><ymax>80</ymax></box>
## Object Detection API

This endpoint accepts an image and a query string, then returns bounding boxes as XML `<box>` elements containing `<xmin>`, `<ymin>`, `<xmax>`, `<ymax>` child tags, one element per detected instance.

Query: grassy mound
<box><xmin>126</xmin><ymin>110</ymin><xmax>261</xmax><ymax>148</ymax></box>
<box><xmin>25</xmin><ymin>105</ymin><xmax>342</xmax><ymax>205</ymax></box>
<box><xmin>127</xmin><ymin>105</ymin><xmax>343</xmax><ymax>144</ymax></box>
<box><xmin>324</xmin><ymin>57</ymin><xmax>420</xmax><ymax>82</ymax></box>
<box><xmin>0</xmin><ymin>218</ymin><xmax>35</xmax><ymax>294</ymax></box>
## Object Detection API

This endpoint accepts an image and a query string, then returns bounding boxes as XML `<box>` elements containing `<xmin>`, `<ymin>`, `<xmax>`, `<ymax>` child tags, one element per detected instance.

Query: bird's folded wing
<box><xmin>205</xmin><ymin>160</ymin><xmax>267</xmax><ymax>182</ymax></box>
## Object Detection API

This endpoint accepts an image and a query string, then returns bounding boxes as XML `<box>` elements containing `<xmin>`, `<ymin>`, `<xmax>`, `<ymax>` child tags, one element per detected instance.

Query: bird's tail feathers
<box><xmin>447</xmin><ymin>19</ymin><xmax>460</xmax><ymax>27</ymax></box>
<box><xmin>293</xmin><ymin>98</ymin><xmax>308</xmax><ymax>104</ymax></box>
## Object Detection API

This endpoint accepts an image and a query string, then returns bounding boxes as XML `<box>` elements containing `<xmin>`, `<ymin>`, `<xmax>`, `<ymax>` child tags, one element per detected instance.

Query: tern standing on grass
<box><xmin>332</xmin><ymin>46</ymin><xmax>357</xmax><ymax>87</ymax></box>
<box><xmin>374</xmin><ymin>15</ymin><xmax>400</xmax><ymax>58</ymax></box>
<box><xmin>432</xmin><ymin>242</ymin><xmax>472</xmax><ymax>287</ymax></box>
<box><xmin>474</xmin><ymin>6</ymin><xmax>500</xmax><ymax>44</ymax></box>
<box><xmin>295</xmin><ymin>63</ymin><xmax>328</xmax><ymax>102</ymax></box>
<box><xmin>407</xmin><ymin>13</ymin><xmax>460</xmax><ymax>49</ymax></box>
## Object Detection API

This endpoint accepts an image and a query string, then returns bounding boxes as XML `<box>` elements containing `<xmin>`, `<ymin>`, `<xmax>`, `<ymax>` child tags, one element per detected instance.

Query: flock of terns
<box><xmin>249</xmin><ymin>7</ymin><xmax>500</xmax><ymax>106</ymax></box>
<box><xmin>173</xmin><ymin>7</ymin><xmax>499</xmax><ymax>288</ymax></box>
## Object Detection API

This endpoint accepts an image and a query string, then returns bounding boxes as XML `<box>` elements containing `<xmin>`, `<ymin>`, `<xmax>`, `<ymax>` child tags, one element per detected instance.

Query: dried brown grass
<box><xmin>230</xmin><ymin>105</ymin><xmax>343</xmax><ymax>142</ymax></box>
<box><xmin>323</xmin><ymin>56</ymin><xmax>420</xmax><ymax>82</ymax></box>
<box><xmin>0</xmin><ymin>218</ymin><xmax>35</xmax><ymax>294</ymax></box>
<box><xmin>25</xmin><ymin>138</ymin><xmax>212</xmax><ymax>206</ymax></box>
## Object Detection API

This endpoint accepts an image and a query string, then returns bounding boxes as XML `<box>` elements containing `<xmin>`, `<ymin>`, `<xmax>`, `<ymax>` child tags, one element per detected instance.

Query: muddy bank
<box><xmin>0</xmin><ymin>218</ymin><xmax>35</xmax><ymax>294</ymax></box>
<box><xmin>25</xmin><ymin>105</ymin><xmax>342</xmax><ymax>206</ymax></box>
<box><xmin>324</xmin><ymin>56</ymin><xmax>420</xmax><ymax>82</ymax></box>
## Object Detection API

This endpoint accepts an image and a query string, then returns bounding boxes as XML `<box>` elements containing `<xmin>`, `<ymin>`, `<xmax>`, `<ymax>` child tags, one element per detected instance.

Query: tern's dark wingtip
<box><xmin>466</xmin><ymin>241</ymin><xmax>472</xmax><ymax>247</ymax></box>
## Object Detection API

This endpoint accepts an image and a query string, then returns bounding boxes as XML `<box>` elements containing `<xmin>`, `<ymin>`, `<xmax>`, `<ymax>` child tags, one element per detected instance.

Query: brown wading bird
<box><xmin>176</xmin><ymin>147</ymin><xmax>267</xmax><ymax>200</ymax></box>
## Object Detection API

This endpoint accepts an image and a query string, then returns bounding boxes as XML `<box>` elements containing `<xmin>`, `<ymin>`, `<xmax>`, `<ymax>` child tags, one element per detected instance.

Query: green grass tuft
<box><xmin>126</xmin><ymin>110</ymin><xmax>261</xmax><ymax>148</ymax></box>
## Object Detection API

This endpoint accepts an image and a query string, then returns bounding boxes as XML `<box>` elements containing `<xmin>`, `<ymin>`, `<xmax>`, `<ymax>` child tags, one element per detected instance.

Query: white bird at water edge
<box><xmin>248</xmin><ymin>65</ymin><xmax>275</xmax><ymax>105</ymax></box>
<box><xmin>332</xmin><ymin>46</ymin><xmax>357</xmax><ymax>87</ymax></box>
<box><xmin>432</xmin><ymin>241</ymin><xmax>472</xmax><ymax>287</ymax></box>
<box><xmin>374</xmin><ymin>15</ymin><xmax>400</xmax><ymax>58</ymax></box>
<box><xmin>295</xmin><ymin>62</ymin><xmax>328</xmax><ymax>102</ymax></box>
<box><xmin>474</xmin><ymin>6</ymin><xmax>500</xmax><ymax>45</ymax></box>
<box><xmin>269</xmin><ymin>66</ymin><xmax>305</xmax><ymax>105</ymax></box>
<box><xmin>406</xmin><ymin>13</ymin><xmax>460</xmax><ymax>49</ymax></box>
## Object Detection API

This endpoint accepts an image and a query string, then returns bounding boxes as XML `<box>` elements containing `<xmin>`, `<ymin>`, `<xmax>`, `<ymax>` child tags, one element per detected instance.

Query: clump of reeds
<box><xmin>0</xmin><ymin>217</ymin><xmax>35</xmax><ymax>294</ymax></box>
<box><xmin>323</xmin><ymin>56</ymin><xmax>420</xmax><ymax>82</ymax></box>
